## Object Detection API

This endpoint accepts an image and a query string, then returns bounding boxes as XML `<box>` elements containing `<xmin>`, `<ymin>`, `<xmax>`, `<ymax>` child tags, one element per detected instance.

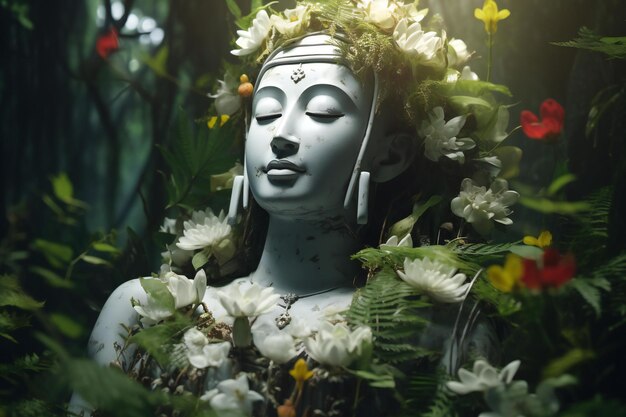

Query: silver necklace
<box><xmin>275</xmin><ymin>287</ymin><xmax>338</xmax><ymax>329</ymax></box>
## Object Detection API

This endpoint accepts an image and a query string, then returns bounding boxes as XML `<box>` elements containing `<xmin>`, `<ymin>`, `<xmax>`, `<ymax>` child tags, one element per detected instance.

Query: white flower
<box><xmin>253</xmin><ymin>330</ymin><xmax>297</xmax><ymax>364</ymax></box>
<box><xmin>163</xmin><ymin>269</ymin><xmax>207</xmax><ymax>309</ymax></box>
<box><xmin>393</xmin><ymin>18</ymin><xmax>446</xmax><ymax>68</ymax></box>
<box><xmin>182</xmin><ymin>328</ymin><xmax>231</xmax><ymax>369</ymax></box>
<box><xmin>446</xmin><ymin>359</ymin><xmax>521</xmax><ymax>395</ymax></box>
<box><xmin>460</xmin><ymin>65</ymin><xmax>480</xmax><ymax>81</ymax></box>
<box><xmin>160</xmin><ymin>217</ymin><xmax>178</xmax><ymax>234</ymax></box>
<box><xmin>202</xmin><ymin>373</ymin><xmax>263</xmax><ymax>416</ymax></box>
<box><xmin>217</xmin><ymin>282</ymin><xmax>280</xmax><ymax>318</ymax></box>
<box><xmin>304</xmin><ymin>321</ymin><xmax>372</xmax><ymax>367</ymax></box>
<box><xmin>208</xmin><ymin>73</ymin><xmax>241</xmax><ymax>116</ymax></box>
<box><xmin>177</xmin><ymin>208</ymin><xmax>233</xmax><ymax>252</ymax></box>
<box><xmin>231</xmin><ymin>10</ymin><xmax>272</xmax><ymax>56</ymax></box>
<box><xmin>358</xmin><ymin>0</ymin><xmax>399</xmax><ymax>31</ymax></box>
<box><xmin>270</xmin><ymin>5</ymin><xmax>310</xmax><ymax>38</ymax></box>
<box><xmin>133</xmin><ymin>269</ymin><xmax>207</xmax><ymax>325</ymax></box>
<box><xmin>397</xmin><ymin>257</ymin><xmax>469</xmax><ymax>303</ymax></box>
<box><xmin>380</xmin><ymin>233</ymin><xmax>413</xmax><ymax>250</ymax></box>
<box><xmin>447</xmin><ymin>38</ymin><xmax>471</xmax><ymax>68</ymax></box>
<box><xmin>418</xmin><ymin>106</ymin><xmax>475</xmax><ymax>163</ymax></box>
<box><xmin>451</xmin><ymin>178</ymin><xmax>519</xmax><ymax>234</ymax></box>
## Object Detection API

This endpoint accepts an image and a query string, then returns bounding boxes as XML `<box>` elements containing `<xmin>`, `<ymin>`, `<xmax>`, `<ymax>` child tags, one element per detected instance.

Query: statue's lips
<box><xmin>263</xmin><ymin>160</ymin><xmax>305</xmax><ymax>182</ymax></box>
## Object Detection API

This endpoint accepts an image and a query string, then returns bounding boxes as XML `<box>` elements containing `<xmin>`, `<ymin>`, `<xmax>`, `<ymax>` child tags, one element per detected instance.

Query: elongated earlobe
<box><xmin>227</xmin><ymin>175</ymin><xmax>244</xmax><ymax>225</ymax></box>
<box><xmin>370</xmin><ymin>133</ymin><xmax>416</xmax><ymax>183</ymax></box>
<box><xmin>357</xmin><ymin>171</ymin><xmax>370</xmax><ymax>225</ymax></box>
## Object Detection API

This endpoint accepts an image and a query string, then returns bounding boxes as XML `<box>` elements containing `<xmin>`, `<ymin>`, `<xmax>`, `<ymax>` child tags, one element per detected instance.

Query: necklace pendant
<box><xmin>275</xmin><ymin>312</ymin><xmax>292</xmax><ymax>330</ymax></box>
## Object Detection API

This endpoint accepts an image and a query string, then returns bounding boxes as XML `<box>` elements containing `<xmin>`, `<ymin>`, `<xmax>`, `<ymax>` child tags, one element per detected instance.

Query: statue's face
<box><xmin>246</xmin><ymin>62</ymin><xmax>372</xmax><ymax>218</ymax></box>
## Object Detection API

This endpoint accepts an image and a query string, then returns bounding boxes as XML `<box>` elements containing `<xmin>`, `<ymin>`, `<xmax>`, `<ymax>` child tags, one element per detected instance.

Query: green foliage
<box><xmin>347</xmin><ymin>268</ymin><xmax>432</xmax><ymax>364</ymax></box>
<box><xmin>0</xmin><ymin>275</ymin><xmax>45</xmax><ymax>311</ymax></box>
<box><xmin>450</xmin><ymin>241</ymin><xmax>521</xmax><ymax>267</ymax></box>
<box><xmin>563</xmin><ymin>187</ymin><xmax>612</xmax><ymax>267</ymax></box>
<box><xmin>129</xmin><ymin>314</ymin><xmax>193</xmax><ymax>366</ymax></box>
<box><xmin>554</xmin><ymin>27</ymin><xmax>626</xmax><ymax>60</ymax></box>
<box><xmin>355</xmin><ymin>245</ymin><xmax>469</xmax><ymax>273</ymax></box>
<box><xmin>557</xmin><ymin>396</ymin><xmax>626</xmax><ymax>417</ymax></box>
<box><xmin>0</xmin><ymin>0</ymin><xmax>33</xmax><ymax>29</ymax></box>
<box><xmin>569</xmin><ymin>277</ymin><xmax>610</xmax><ymax>317</ymax></box>
<box><xmin>389</xmin><ymin>195</ymin><xmax>442</xmax><ymax>240</ymax></box>
<box><xmin>159</xmin><ymin>111</ymin><xmax>237</xmax><ymax>210</ymax></box>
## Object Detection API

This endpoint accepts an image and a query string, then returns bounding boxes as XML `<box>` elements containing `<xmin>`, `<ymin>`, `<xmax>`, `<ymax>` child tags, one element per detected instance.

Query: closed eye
<box><xmin>255</xmin><ymin>113</ymin><xmax>282</xmax><ymax>122</ymax></box>
<box><xmin>305</xmin><ymin>111</ymin><xmax>344</xmax><ymax>119</ymax></box>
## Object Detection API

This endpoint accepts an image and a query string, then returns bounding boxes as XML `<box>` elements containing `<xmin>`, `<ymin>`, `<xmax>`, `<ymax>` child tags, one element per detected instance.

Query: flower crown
<box><xmin>213</xmin><ymin>0</ymin><xmax>521</xmax><ymax>236</ymax></box>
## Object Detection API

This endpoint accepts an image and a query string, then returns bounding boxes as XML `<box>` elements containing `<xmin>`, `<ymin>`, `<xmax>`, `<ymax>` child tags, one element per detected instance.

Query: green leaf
<box><xmin>92</xmin><ymin>242</ymin><xmax>121</xmax><ymax>254</ymax></box>
<box><xmin>509</xmin><ymin>245</ymin><xmax>543</xmax><ymax>260</ymax></box>
<box><xmin>389</xmin><ymin>195</ymin><xmax>442</xmax><ymax>239</ymax></box>
<box><xmin>519</xmin><ymin>196</ymin><xmax>591</xmax><ymax>214</ymax></box>
<box><xmin>225</xmin><ymin>0</ymin><xmax>242</xmax><ymax>18</ymax></box>
<box><xmin>448</xmin><ymin>95</ymin><xmax>492</xmax><ymax>112</ymax></box>
<box><xmin>51</xmin><ymin>172</ymin><xmax>73</xmax><ymax>203</ymax></box>
<box><xmin>542</xmin><ymin>348</ymin><xmax>594</xmax><ymax>378</ymax></box>
<box><xmin>0</xmin><ymin>275</ymin><xmax>44</xmax><ymax>310</ymax></box>
<box><xmin>569</xmin><ymin>277</ymin><xmax>610</xmax><ymax>317</ymax></box>
<box><xmin>451</xmin><ymin>80</ymin><xmax>512</xmax><ymax>97</ymax></box>
<box><xmin>29</xmin><ymin>266</ymin><xmax>73</xmax><ymax>288</ymax></box>
<box><xmin>143</xmin><ymin>46</ymin><xmax>170</xmax><ymax>78</ymax></box>
<box><xmin>493</xmin><ymin>146</ymin><xmax>522</xmax><ymax>179</ymax></box>
<box><xmin>547</xmin><ymin>173</ymin><xmax>577</xmax><ymax>196</ymax></box>
<box><xmin>129</xmin><ymin>314</ymin><xmax>192</xmax><ymax>366</ymax></box>
<box><xmin>192</xmin><ymin>250</ymin><xmax>210</xmax><ymax>270</ymax></box>
<box><xmin>50</xmin><ymin>313</ymin><xmax>83</xmax><ymax>338</ymax></box>
<box><xmin>139</xmin><ymin>278</ymin><xmax>175</xmax><ymax>314</ymax></box>
<box><xmin>32</xmin><ymin>239</ymin><xmax>73</xmax><ymax>268</ymax></box>
<box><xmin>81</xmin><ymin>255</ymin><xmax>112</xmax><ymax>266</ymax></box>
<box><xmin>350</xmin><ymin>369</ymin><xmax>396</xmax><ymax>388</ymax></box>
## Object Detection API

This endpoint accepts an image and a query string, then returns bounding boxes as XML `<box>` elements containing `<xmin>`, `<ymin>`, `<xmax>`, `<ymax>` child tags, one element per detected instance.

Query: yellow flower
<box><xmin>487</xmin><ymin>254</ymin><xmax>522</xmax><ymax>292</ymax></box>
<box><xmin>207</xmin><ymin>114</ymin><xmax>230</xmax><ymax>129</ymax></box>
<box><xmin>523</xmin><ymin>230</ymin><xmax>552</xmax><ymax>248</ymax></box>
<box><xmin>474</xmin><ymin>0</ymin><xmax>510</xmax><ymax>34</ymax></box>
<box><xmin>289</xmin><ymin>358</ymin><xmax>314</xmax><ymax>391</ymax></box>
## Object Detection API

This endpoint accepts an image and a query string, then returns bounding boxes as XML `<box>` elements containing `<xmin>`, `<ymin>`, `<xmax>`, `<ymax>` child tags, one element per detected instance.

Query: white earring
<box><xmin>227</xmin><ymin>175</ymin><xmax>244</xmax><ymax>225</ymax></box>
<box><xmin>357</xmin><ymin>171</ymin><xmax>370</xmax><ymax>225</ymax></box>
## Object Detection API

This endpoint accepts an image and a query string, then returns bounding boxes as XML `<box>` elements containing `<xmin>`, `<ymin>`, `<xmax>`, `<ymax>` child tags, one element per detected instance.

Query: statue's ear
<box><xmin>369</xmin><ymin>133</ymin><xmax>416</xmax><ymax>183</ymax></box>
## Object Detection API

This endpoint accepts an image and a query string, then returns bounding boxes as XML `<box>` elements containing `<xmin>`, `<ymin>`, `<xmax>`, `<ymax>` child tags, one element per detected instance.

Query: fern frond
<box><xmin>347</xmin><ymin>268</ymin><xmax>432</xmax><ymax>364</ymax></box>
<box><xmin>554</xmin><ymin>27</ymin><xmax>626</xmax><ymax>60</ymax></box>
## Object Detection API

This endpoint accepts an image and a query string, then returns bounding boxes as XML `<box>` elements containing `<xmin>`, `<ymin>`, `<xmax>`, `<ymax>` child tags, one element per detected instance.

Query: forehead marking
<box><xmin>291</xmin><ymin>64</ymin><xmax>306</xmax><ymax>84</ymax></box>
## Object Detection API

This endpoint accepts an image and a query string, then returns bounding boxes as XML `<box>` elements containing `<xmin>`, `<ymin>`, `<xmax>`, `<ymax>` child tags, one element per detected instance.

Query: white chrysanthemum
<box><xmin>176</xmin><ymin>208</ymin><xmax>232</xmax><ymax>251</ymax></box>
<box><xmin>270</xmin><ymin>5</ymin><xmax>310</xmax><ymax>38</ymax></box>
<box><xmin>418</xmin><ymin>106</ymin><xmax>475</xmax><ymax>163</ymax></box>
<box><xmin>231</xmin><ymin>10</ymin><xmax>272</xmax><ymax>56</ymax></box>
<box><xmin>446</xmin><ymin>359</ymin><xmax>521</xmax><ymax>395</ymax></box>
<box><xmin>450</xmin><ymin>178</ymin><xmax>519</xmax><ymax>234</ymax></box>
<box><xmin>208</xmin><ymin>73</ymin><xmax>240</xmax><ymax>116</ymax></box>
<box><xmin>447</xmin><ymin>38</ymin><xmax>472</xmax><ymax>68</ymax></box>
<box><xmin>160</xmin><ymin>217</ymin><xmax>178</xmax><ymax>234</ymax></box>
<box><xmin>393</xmin><ymin>18</ymin><xmax>446</xmax><ymax>68</ymax></box>
<box><xmin>217</xmin><ymin>281</ymin><xmax>280</xmax><ymax>318</ymax></box>
<box><xmin>304</xmin><ymin>321</ymin><xmax>372</xmax><ymax>367</ymax></box>
<box><xmin>397</xmin><ymin>257</ymin><xmax>469</xmax><ymax>303</ymax></box>
<box><xmin>200</xmin><ymin>373</ymin><xmax>263</xmax><ymax>416</ymax></box>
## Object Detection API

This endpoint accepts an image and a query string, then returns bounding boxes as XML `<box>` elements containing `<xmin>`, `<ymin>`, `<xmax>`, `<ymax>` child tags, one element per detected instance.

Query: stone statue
<box><xmin>69</xmin><ymin>33</ymin><xmax>496</xmax><ymax>415</ymax></box>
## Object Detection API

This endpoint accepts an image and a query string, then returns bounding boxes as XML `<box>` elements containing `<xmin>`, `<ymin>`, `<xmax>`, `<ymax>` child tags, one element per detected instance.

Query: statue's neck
<box><xmin>251</xmin><ymin>214</ymin><xmax>360</xmax><ymax>294</ymax></box>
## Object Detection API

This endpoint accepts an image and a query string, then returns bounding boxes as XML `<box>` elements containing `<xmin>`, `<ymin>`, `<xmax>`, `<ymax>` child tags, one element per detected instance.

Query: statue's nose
<box><xmin>270</xmin><ymin>134</ymin><xmax>300</xmax><ymax>157</ymax></box>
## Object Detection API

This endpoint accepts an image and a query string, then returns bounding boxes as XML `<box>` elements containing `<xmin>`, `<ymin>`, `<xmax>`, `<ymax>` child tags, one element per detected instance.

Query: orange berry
<box><xmin>277</xmin><ymin>400</ymin><xmax>296</xmax><ymax>417</ymax></box>
<box><xmin>238</xmin><ymin>82</ymin><xmax>253</xmax><ymax>97</ymax></box>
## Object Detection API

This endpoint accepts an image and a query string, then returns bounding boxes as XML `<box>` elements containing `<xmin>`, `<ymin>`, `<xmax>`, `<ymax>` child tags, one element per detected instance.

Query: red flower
<box><xmin>521</xmin><ymin>248</ymin><xmax>575</xmax><ymax>289</ymax></box>
<box><xmin>520</xmin><ymin>98</ymin><xmax>565</xmax><ymax>140</ymax></box>
<box><xmin>96</xmin><ymin>28</ymin><xmax>120</xmax><ymax>59</ymax></box>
